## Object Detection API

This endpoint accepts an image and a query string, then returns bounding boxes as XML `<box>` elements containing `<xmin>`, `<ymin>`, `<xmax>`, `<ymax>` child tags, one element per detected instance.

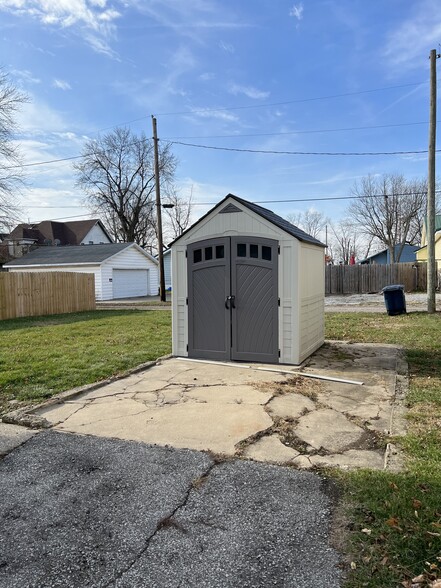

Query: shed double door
<box><xmin>187</xmin><ymin>236</ymin><xmax>278</xmax><ymax>363</ymax></box>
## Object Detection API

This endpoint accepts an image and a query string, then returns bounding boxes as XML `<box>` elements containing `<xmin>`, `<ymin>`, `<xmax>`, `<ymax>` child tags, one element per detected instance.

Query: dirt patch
<box><xmin>254</xmin><ymin>375</ymin><xmax>322</xmax><ymax>402</ymax></box>
<box><xmin>275</xmin><ymin>417</ymin><xmax>312</xmax><ymax>453</ymax></box>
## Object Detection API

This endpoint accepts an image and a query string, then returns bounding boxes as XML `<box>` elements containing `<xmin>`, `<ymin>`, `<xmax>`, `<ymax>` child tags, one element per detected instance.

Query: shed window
<box><xmin>262</xmin><ymin>246</ymin><xmax>272</xmax><ymax>261</ymax></box>
<box><xmin>237</xmin><ymin>243</ymin><xmax>246</xmax><ymax>257</ymax></box>
<box><xmin>193</xmin><ymin>249</ymin><xmax>202</xmax><ymax>263</ymax></box>
<box><xmin>216</xmin><ymin>245</ymin><xmax>224</xmax><ymax>259</ymax></box>
<box><xmin>205</xmin><ymin>247</ymin><xmax>213</xmax><ymax>261</ymax></box>
<box><xmin>250</xmin><ymin>244</ymin><xmax>259</xmax><ymax>258</ymax></box>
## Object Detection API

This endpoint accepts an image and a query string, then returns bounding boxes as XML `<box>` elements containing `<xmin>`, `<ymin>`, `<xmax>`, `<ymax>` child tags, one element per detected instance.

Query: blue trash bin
<box><xmin>382</xmin><ymin>284</ymin><xmax>406</xmax><ymax>316</ymax></box>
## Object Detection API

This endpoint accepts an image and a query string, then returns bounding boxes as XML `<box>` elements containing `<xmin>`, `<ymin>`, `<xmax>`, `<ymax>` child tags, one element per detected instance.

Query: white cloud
<box><xmin>219</xmin><ymin>40</ymin><xmax>234</xmax><ymax>53</ymax></box>
<box><xmin>0</xmin><ymin>0</ymin><xmax>121</xmax><ymax>57</ymax></box>
<box><xmin>126</xmin><ymin>0</ymin><xmax>251</xmax><ymax>37</ymax></box>
<box><xmin>229</xmin><ymin>83</ymin><xmax>269</xmax><ymax>100</ymax></box>
<box><xmin>23</xmin><ymin>186</ymin><xmax>88</xmax><ymax>224</ymax></box>
<box><xmin>98</xmin><ymin>8</ymin><xmax>120</xmax><ymax>21</ymax></box>
<box><xmin>289</xmin><ymin>3</ymin><xmax>304</xmax><ymax>21</ymax></box>
<box><xmin>199</xmin><ymin>72</ymin><xmax>215</xmax><ymax>81</ymax></box>
<box><xmin>52</xmin><ymin>78</ymin><xmax>72</xmax><ymax>91</ymax></box>
<box><xmin>193</xmin><ymin>109</ymin><xmax>239</xmax><ymax>122</ymax></box>
<box><xmin>84</xmin><ymin>33</ymin><xmax>120</xmax><ymax>59</ymax></box>
<box><xmin>383</xmin><ymin>0</ymin><xmax>441</xmax><ymax>71</ymax></box>
<box><xmin>0</xmin><ymin>0</ymin><xmax>120</xmax><ymax>29</ymax></box>
<box><xmin>18</xmin><ymin>99</ymin><xmax>69</xmax><ymax>135</ymax></box>
<box><xmin>10</xmin><ymin>69</ymin><xmax>41</xmax><ymax>85</ymax></box>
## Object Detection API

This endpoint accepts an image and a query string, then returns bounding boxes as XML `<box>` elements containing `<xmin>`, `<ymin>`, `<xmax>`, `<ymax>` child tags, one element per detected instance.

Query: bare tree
<box><xmin>162</xmin><ymin>186</ymin><xmax>193</xmax><ymax>243</ymax></box>
<box><xmin>74</xmin><ymin>127</ymin><xmax>177</xmax><ymax>248</ymax></box>
<box><xmin>349</xmin><ymin>174</ymin><xmax>428</xmax><ymax>263</ymax></box>
<box><xmin>287</xmin><ymin>208</ymin><xmax>328</xmax><ymax>240</ymax></box>
<box><xmin>0</xmin><ymin>68</ymin><xmax>27</xmax><ymax>231</ymax></box>
<box><xmin>328</xmin><ymin>219</ymin><xmax>360</xmax><ymax>265</ymax></box>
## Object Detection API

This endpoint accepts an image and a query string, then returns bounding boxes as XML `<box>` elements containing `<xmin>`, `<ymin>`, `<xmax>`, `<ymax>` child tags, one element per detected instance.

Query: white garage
<box><xmin>5</xmin><ymin>242</ymin><xmax>158</xmax><ymax>301</ymax></box>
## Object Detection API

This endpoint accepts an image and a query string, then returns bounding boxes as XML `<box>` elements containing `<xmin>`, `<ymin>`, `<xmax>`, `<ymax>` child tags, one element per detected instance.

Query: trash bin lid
<box><xmin>381</xmin><ymin>284</ymin><xmax>405</xmax><ymax>292</ymax></box>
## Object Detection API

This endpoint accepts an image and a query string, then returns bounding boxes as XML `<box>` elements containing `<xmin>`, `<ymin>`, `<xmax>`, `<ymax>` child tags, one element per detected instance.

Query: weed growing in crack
<box><xmin>156</xmin><ymin>517</ymin><xmax>187</xmax><ymax>534</ymax></box>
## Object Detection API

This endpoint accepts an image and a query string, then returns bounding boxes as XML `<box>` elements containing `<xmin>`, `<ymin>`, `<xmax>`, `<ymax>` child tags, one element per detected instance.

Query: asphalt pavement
<box><xmin>0</xmin><ymin>431</ymin><xmax>341</xmax><ymax>588</ymax></box>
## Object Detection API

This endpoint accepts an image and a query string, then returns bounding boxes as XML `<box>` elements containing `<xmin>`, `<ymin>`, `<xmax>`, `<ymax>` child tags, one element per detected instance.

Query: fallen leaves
<box><xmin>386</xmin><ymin>516</ymin><xmax>403</xmax><ymax>531</ymax></box>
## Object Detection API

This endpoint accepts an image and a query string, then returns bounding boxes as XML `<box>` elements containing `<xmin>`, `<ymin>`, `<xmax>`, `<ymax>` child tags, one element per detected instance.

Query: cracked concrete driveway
<box><xmin>32</xmin><ymin>341</ymin><xmax>407</xmax><ymax>471</ymax></box>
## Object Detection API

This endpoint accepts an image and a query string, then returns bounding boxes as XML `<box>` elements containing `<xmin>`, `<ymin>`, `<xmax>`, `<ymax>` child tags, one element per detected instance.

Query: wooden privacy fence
<box><xmin>0</xmin><ymin>272</ymin><xmax>96</xmax><ymax>320</ymax></box>
<box><xmin>325</xmin><ymin>262</ymin><xmax>431</xmax><ymax>295</ymax></box>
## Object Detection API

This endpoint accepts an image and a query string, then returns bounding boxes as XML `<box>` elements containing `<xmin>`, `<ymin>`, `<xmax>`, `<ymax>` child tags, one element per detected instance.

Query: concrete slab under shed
<box><xmin>27</xmin><ymin>342</ymin><xmax>407</xmax><ymax>470</ymax></box>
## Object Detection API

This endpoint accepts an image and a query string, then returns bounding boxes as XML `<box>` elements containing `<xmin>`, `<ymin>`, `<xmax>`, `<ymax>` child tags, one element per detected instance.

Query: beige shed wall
<box><xmin>298</xmin><ymin>244</ymin><xmax>325</xmax><ymax>363</ymax></box>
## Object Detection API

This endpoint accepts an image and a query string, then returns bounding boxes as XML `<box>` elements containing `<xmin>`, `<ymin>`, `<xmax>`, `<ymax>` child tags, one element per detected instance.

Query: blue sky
<box><xmin>1</xmin><ymin>0</ymin><xmax>440</xmax><ymax>230</ymax></box>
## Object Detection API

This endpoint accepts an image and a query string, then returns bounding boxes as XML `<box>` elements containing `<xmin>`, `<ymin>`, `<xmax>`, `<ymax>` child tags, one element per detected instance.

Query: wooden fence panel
<box><xmin>325</xmin><ymin>262</ymin><xmax>432</xmax><ymax>295</ymax></box>
<box><xmin>0</xmin><ymin>272</ymin><xmax>96</xmax><ymax>320</ymax></box>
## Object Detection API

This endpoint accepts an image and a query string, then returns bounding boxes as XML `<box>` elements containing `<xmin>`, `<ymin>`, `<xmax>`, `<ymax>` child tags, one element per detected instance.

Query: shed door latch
<box><xmin>225</xmin><ymin>295</ymin><xmax>236</xmax><ymax>309</ymax></box>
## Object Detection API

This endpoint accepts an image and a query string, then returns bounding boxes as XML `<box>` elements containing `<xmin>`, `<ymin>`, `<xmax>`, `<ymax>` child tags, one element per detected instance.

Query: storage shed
<box><xmin>171</xmin><ymin>194</ymin><xmax>325</xmax><ymax>365</ymax></box>
<box><xmin>5</xmin><ymin>242</ymin><xmax>158</xmax><ymax>301</ymax></box>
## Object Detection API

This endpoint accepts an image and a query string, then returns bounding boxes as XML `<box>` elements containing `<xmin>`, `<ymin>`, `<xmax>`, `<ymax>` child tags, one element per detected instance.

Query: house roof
<box><xmin>359</xmin><ymin>243</ymin><xmax>419</xmax><ymax>264</ymax></box>
<box><xmin>6</xmin><ymin>219</ymin><xmax>112</xmax><ymax>246</ymax></box>
<box><xmin>157</xmin><ymin>248</ymin><xmax>171</xmax><ymax>259</ymax></box>
<box><xmin>170</xmin><ymin>193</ymin><xmax>325</xmax><ymax>247</ymax></box>
<box><xmin>4</xmin><ymin>243</ymin><xmax>144</xmax><ymax>266</ymax></box>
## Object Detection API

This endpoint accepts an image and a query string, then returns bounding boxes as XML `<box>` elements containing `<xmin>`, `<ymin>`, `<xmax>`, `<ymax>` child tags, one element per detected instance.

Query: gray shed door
<box><xmin>187</xmin><ymin>237</ymin><xmax>278</xmax><ymax>363</ymax></box>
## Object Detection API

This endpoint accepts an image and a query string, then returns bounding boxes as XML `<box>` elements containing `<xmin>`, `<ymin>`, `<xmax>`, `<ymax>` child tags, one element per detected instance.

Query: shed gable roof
<box><xmin>170</xmin><ymin>194</ymin><xmax>325</xmax><ymax>247</ymax></box>
<box><xmin>5</xmin><ymin>243</ymin><xmax>136</xmax><ymax>266</ymax></box>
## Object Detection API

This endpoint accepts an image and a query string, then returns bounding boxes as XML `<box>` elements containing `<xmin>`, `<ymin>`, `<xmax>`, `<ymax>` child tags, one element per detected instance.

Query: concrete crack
<box><xmin>60</xmin><ymin>401</ymin><xmax>91</xmax><ymax>423</ymax></box>
<box><xmin>79</xmin><ymin>391</ymin><xmax>131</xmax><ymax>401</ymax></box>
<box><xmin>104</xmin><ymin>459</ymin><xmax>217</xmax><ymax>587</ymax></box>
<box><xmin>71</xmin><ymin>407</ymin><xmax>153</xmax><ymax>429</ymax></box>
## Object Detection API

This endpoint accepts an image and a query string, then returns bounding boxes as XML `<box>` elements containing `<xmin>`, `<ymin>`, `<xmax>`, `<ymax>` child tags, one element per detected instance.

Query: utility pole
<box><xmin>427</xmin><ymin>49</ymin><xmax>439</xmax><ymax>314</ymax></box>
<box><xmin>152</xmin><ymin>115</ymin><xmax>166</xmax><ymax>302</ymax></box>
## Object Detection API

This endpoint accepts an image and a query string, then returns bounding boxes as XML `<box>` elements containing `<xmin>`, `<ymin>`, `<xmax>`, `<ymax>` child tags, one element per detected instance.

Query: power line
<box><xmin>42</xmin><ymin>213</ymin><xmax>94</xmax><ymax>221</ymax></box>
<box><xmin>168</xmin><ymin>140</ymin><xmax>438</xmax><ymax>156</ymax></box>
<box><xmin>26</xmin><ymin>190</ymin><xmax>441</xmax><ymax>212</ymax></box>
<box><xmin>6</xmin><ymin>154</ymin><xmax>83</xmax><ymax>169</ymax></box>
<box><xmin>193</xmin><ymin>190</ymin><xmax>441</xmax><ymax>205</ymax></box>
<box><xmin>155</xmin><ymin>81</ymin><xmax>429</xmax><ymax>116</ymax></box>
<box><xmin>4</xmin><ymin>80</ymin><xmax>434</xmax><ymax>172</ymax></box>
<box><xmin>163</xmin><ymin>121</ymin><xmax>436</xmax><ymax>140</ymax></box>
<box><xmin>73</xmin><ymin>81</ymin><xmax>437</xmax><ymax>133</ymax></box>
<box><xmin>7</xmin><ymin>138</ymin><xmax>435</xmax><ymax>171</ymax></box>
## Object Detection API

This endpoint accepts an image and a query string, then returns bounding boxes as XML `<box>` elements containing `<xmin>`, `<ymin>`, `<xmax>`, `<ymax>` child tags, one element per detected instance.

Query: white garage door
<box><xmin>113</xmin><ymin>269</ymin><xmax>149</xmax><ymax>298</ymax></box>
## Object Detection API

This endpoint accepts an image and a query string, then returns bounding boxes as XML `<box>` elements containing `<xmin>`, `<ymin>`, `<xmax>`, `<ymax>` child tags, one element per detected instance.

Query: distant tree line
<box><xmin>287</xmin><ymin>173</ymin><xmax>439</xmax><ymax>264</ymax></box>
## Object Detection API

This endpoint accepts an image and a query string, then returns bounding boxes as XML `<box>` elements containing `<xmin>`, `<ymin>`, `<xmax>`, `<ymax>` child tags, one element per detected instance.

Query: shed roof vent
<box><xmin>219</xmin><ymin>203</ymin><xmax>242</xmax><ymax>214</ymax></box>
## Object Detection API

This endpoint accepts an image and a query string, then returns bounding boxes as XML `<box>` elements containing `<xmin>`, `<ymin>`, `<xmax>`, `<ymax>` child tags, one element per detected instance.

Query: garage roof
<box><xmin>4</xmin><ymin>243</ymin><xmax>154</xmax><ymax>266</ymax></box>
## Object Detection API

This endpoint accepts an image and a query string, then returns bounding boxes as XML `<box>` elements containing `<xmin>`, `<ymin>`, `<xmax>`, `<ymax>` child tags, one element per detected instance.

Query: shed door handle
<box><xmin>225</xmin><ymin>295</ymin><xmax>236</xmax><ymax>309</ymax></box>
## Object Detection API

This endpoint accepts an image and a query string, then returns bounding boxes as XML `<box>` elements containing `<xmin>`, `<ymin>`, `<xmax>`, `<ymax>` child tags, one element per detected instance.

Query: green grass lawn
<box><xmin>326</xmin><ymin>312</ymin><xmax>441</xmax><ymax>587</ymax></box>
<box><xmin>0</xmin><ymin>310</ymin><xmax>171</xmax><ymax>415</ymax></box>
